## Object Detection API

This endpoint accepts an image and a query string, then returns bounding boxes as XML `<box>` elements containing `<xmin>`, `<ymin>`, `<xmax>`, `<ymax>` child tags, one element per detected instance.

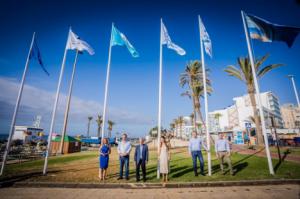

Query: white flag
<box><xmin>199</xmin><ymin>17</ymin><xmax>212</xmax><ymax>58</ymax></box>
<box><xmin>161</xmin><ymin>21</ymin><xmax>186</xmax><ymax>56</ymax></box>
<box><xmin>66</xmin><ymin>29</ymin><xmax>95</xmax><ymax>55</ymax></box>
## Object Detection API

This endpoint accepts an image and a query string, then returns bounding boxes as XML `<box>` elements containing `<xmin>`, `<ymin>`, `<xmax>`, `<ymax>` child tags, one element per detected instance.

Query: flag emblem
<box><xmin>111</xmin><ymin>24</ymin><xmax>139</xmax><ymax>58</ymax></box>
<box><xmin>66</xmin><ymin>29</ymin><xmax>95</xmax><ymax>55</ymax></box>
<box><xmin>161</xmin><ymin>21</ymin><xmax>186</xmax><ymax>56</ymax></box>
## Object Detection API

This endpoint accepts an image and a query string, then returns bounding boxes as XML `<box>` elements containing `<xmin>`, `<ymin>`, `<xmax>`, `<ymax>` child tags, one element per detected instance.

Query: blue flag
<box><xmin>29</xmin><ymin>40</ymin><xmax>50</xmax><ymax>76</ymax></box>
<box><xmin>245</xmin><ymin>12</ymin><xmax>300</xmax><ymax>48</ymax></box>
<box><xmin>111</xmin><ymin>24</ymin><xmax>139</xmax><ymax>57</ymax></box>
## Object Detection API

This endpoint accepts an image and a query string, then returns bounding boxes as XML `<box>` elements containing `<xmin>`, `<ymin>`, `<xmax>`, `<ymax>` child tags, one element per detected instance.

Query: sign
<box><xmin>245</xmin><ymin>122</ymin><xmax>252</xmax><ymax>129</ymax></box>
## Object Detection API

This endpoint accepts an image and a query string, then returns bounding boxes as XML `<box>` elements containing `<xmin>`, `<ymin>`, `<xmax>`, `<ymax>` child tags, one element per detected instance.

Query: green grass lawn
<box><xmin>1</xmin><ymin>147</ymin><xmax>299</xmax><ymax>183</ymax></box>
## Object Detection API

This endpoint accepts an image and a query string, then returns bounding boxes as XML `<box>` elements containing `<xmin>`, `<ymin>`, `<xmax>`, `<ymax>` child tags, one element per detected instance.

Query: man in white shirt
<box><xmin>117</xmin><ymin>133</ymin><xmax>131</xmax><ymax>180</ymax></box>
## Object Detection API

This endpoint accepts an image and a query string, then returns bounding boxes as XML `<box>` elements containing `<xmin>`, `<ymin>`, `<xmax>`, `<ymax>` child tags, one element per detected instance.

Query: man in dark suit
<box><xmin>134</xmin><ymin>137</ymin><xmax>149</xmax><ymax>182</ymax></box>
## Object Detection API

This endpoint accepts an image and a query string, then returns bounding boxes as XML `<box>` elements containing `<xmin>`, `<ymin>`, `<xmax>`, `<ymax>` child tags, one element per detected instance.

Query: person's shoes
<box><xmin>126</xmin><ymin>177</ymin><xmax>130</xmax><ymax>181</ymax></box>
<box><xmin>117</xmin><ymin>177</ymin><xmax>123</xmax><ymax>180</ymax></box>
<box><xmin>200</xmin><ymin>172</ymin><xmax>206</xmax><ymax>176</ymax></box>
<box><xmin>195</xmin><ymin>173</ymin><xmax>198</xmax><ymax>177</ymax></box>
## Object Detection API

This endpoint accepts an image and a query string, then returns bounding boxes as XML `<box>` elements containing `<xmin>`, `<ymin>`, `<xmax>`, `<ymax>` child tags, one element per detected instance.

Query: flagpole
<box><xmin>198</xmin><ymin>16</ymin><xmax>211</xmax><ymax>176</ymax></box>
<box><xmin>241</xmin><ymin>10</ymin><xmax>274</xmax><ymax>175</ymax></box>
<box><xmin>0</xmin><ymin>32</ymin><xmax>35</xmax><ymax>176</ymax></box>
<box><xmin>101</xmin><ymin>23</ymin><xmax>113</xmax><ymax>142</ymax></box>
<box><xmin>43</xmin><ymin>28</ymin><xmax>70</xmax><ymax>175</ymax></box>
<box><xmin>288</xmin><ymin>75</ymin><xmax>300</xmax><ymax>107</ymax></box>
<box><xmin>157</xmin><ymin>18</ymin><xmax>163</xmax><ymax>179</ymax></box>
<box><xmin>59</xmin><ymin>50</ymin><xmax>79</xmax><ymax>154</ymax></box>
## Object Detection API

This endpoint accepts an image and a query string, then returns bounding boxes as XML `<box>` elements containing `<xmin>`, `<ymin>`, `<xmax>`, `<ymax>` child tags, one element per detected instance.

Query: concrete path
<box><xmin>0</xmin><ymin>184</ymin><xmax>299</xmax><ymax>199</ymax></box>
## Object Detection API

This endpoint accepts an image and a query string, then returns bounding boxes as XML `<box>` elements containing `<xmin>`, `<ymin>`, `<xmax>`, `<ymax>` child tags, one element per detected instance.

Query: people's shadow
<box><xmin>231</xmin><ymin>162</ymin><xmax>248</xmax><ymax>175</ymax></box>
<box><xmin>170</xmin><ymin>166</ymin><xmax>193</xmax><ymax>178</ymax></box>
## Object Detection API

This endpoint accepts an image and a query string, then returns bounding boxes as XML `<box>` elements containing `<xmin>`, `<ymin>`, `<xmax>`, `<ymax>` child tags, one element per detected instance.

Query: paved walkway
<box><xmin>232</xmin><ymin>145</ymin><xmax>300</xmax><ymax>163</ymax></box>
<box><xmin>0</xmin><ymin>184</ymin><xmax>299</xmax><ymax>199</ymax></box>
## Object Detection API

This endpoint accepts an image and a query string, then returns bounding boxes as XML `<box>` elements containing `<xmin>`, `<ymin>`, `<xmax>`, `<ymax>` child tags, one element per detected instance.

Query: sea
<box><xmin>0</xmin><ymin>134</ymin><xmax>8</xmax><ymax>141</ymax></box>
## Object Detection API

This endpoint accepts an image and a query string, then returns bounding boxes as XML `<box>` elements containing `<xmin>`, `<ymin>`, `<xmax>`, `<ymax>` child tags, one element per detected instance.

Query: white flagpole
<box><xmin>59</xmin><ymin>50</ymin><xmax>79</xmax><ymax>154</ymax></box>
<box><xmin>43</xmin><ymin>28</ymin><xmax>70</xmax><ymax>175</ymax></box>
<box><xmin>198</xmin><ymin>16</ymin><xmax>211</xmax><ymax>176</ymax></box>
<box><xmin>241</xmin><ymin>10</ymin><xmax>274</xmax><ymax>175</ymax></box>
<box><xmin>157</xmin><ymin>18</ymin><xmax>163</xmax><ymax>179</ymax></box>
<box><xmin>288</xmin><ymin>75</ymin><xmax>300</xmax><ymax>107</ymax></box>
<box><xmin>0</xmin><ymin>32</ymin><xmax>35</xmax><ymax>176</ymax></box>
<box><xmin>101</xmin><ymin>23</ymin><xmax>113</xmax><ymax>142</ymax></box>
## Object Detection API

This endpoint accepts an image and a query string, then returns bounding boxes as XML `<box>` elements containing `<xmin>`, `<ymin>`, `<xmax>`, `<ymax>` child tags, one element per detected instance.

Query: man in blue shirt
<box><xmin>117</xmin><ymin>133</ymin><xmax>132</xmax><ymax>180</ymax></box>
<box><xmin>134</xmin><ymin>137</ymin><xmax>149</xmax><ymax>182</ymax></box>
<box><xmin>215</xmin><ymin>132</ymin><xmax>234</xmax><ymax>175</ymax></box>
<box><xmin>188</xmin><ymin>131</ymin><xmax>208</xmax><ymax>176</ymax></box>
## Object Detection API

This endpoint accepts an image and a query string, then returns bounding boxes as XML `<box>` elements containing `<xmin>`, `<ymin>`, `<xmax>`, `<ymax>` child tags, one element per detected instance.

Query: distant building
<box><xmin>280</xmin><ymin>104</ymin><xmax>300</xmax><ymax>129</ymax></box>
<box><xmin>173</xmin><ymin>116</ymin><xmax>194</xmax><ymax>139</ymax></box>
<box><xmin>209</xmin><ymin>91</ymin><xmax>284</xmax><ymax>132</ymax></box>
<box><xmin>13</xmin><ymin>126</ymin><xmax>44</xmax><ymax>143</ymax></box>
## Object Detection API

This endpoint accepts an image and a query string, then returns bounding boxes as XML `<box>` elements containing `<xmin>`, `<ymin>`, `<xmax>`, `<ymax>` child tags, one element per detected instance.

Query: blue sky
<box><xmin>0</xmin><ymin>0</ymin><xmax>300</xmax><ymax>137</ymax></box>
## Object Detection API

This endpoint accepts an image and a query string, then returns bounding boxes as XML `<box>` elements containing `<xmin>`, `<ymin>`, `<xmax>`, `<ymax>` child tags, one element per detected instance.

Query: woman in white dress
<box><xmin>159</xmin><ymin>136</ymin><xmax>171</xmax><ymax>182</ymax></box>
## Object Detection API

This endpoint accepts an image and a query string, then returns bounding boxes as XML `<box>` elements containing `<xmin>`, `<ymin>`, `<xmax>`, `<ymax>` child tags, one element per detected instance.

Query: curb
<box><xmin>1</xmin><ymin>179</ymin><xmax>299</xmax><ymax>189</ymax></box>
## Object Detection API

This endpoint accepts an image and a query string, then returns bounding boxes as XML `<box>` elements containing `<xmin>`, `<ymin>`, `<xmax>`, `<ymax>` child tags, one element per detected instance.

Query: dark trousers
<box><xmin>192</xmin><ymin>151</ymin><xmax>204</xmax><ymax>175</ymax></box>
<box><xmin>119</xmin><ymin>155</ymin><xmax>129</xmax><ymax>178</ymax></box>
<box><xmin>136</xmin><ymin>159</ymin><xmax>146</xmax><ymax>181</ymax></box>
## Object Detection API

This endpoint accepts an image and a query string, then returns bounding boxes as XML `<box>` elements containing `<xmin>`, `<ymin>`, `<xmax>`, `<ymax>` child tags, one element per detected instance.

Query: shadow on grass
<box><xmin>274</xmin><ymin>149</ymin><xmax>290</xmax><ymax>173</ymax></box>
<box><xmin>171</xmin><ymin>166</ymin><xmax>193</xmax><ymax>178</ymax></box>
<box><xmin>0</xmin><ymin>170</ymin><xmax>61</xmax><ymax>188</ymax></box>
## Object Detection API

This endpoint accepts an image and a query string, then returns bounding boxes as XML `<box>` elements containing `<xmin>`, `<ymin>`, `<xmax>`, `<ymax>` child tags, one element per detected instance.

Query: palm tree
<box><xmin>180</xmin><ymin>60</ymin><xmax>212</xmax><ymax>132</ymax></box>
<box><xmin>214</xmin><ymin>113</ymin><xmax>222</xmax><ymax>132</ymax></box>
<box><xmin>224</xmin><ymin>54</ymin><xmax>283</xmax><ymax>145</ymax></box>
<box><xmin>95</xmin><ymin>115</ymin><xmax>103</xmax><ymax>138</ymax></box>
<box><xmin>107</xmin><ymin>120</ymin><xmax>115</xmax><ymax>138</ymax></box>
<box><xmin>87</xmin><ymin>116</ymin><xmax>93</xmax><ymax>137</ymax></box>
<box><xmin>190</xmin><ymin>113</ymin><xmax>196</xmax><ymax>132</ymax></box>
<box><xmin>177</xmin><ymin>116</ymin><xmax>185</xmax><ymax>139</ymax></box>
<box><xmin>169</xmin><ymin>122</ymin><xmax>175</xmax><ymax>136</ymax></box>
<box><xmin>173</xmin><ymin>119</ymin><xmax>179</xmax><ymax>138</ymax></box>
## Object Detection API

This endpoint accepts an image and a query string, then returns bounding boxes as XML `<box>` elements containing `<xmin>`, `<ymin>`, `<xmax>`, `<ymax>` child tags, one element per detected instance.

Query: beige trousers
<box><xmin>217</xmin><ymin>152</ymin><xmax>233</xmax><ymax>174</ymax></box>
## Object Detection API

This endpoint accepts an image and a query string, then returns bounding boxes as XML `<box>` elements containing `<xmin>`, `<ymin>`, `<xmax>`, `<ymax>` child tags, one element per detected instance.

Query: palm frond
<box><xmin>224</xmin><ymin>65</ymin><xmax>244</xmax><ymax>82</ymax></box>
<box><xmin>257</xmin><ymin>63</ymin><xmax>284</xmax><ymax>78</ymax></box>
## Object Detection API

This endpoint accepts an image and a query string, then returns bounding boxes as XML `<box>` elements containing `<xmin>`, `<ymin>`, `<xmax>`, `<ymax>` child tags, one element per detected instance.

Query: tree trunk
<box><xmin>248</xmin><ymin>88</ymin><xmax>264</xmax><ymax>146</ymax></box>
<box><xmin>97</xmin><ymin>126</ymin><xmax>101</xmax><ymax>138</ymax></box>
<box><xmin>194</xmin><ymin>96</ymin><xmax>205</xmax><ymax>135</ymax></box>
<box><xmin>193</xmin><ymin>110</ymin><xmax>197</xmax><ymax>132</ymax></box>
<box><xmin>87</xmin><ymin>121</ymin><xmax>91</xmax><ymax>137</ymax></box>
<box><xmin>192</xmin><ymin>97</ymin><xmax>199</xmax><ymax>134</ymax></box>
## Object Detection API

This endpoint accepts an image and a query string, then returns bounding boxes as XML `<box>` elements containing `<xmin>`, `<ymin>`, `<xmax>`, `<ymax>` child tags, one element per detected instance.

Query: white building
<box><xmin>13</xmin><ymin>126</ymin><xmax>44</xmax><ymax>143</ymax></box>
<box><xmin>173</xmin><ymin>116</ymin><xmax>194</xmax><ymax>139</ymax></box>
<box><xmin>280</xmin><ymin>104</ymin><xmax>300</xmax><ymax>129</ymax></box>
<box><xmin>209</xmin><ymin>91</ymin><xmax>284</xmax><ymax>133</ymax></box>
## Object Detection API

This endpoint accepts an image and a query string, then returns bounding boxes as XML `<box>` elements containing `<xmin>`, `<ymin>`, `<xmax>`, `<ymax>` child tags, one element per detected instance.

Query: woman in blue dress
<box><xmin>99</xmin><ymin>138</ymin><xmax>110</xmax><ymax>180</ymax></box>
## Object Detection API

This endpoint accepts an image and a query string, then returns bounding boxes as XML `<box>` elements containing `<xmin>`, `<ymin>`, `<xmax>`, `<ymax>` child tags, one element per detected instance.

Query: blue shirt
<box><xmin>189</xmin><ymin>137</ymin><xmax>207</xmax><ymax>154</ymax></box>
<box><xmin>140</xmin><ymin>144</ymin><xmax>143</xmax><ymax>159</ymax></box>
<box><xmin>117</xmin><ymin>141</ymin><xmax>131</xmax><ymax>155</ymax></box>
<box><xmin>215</xmin><ymin>139</ymin><xmax>230</xmax><ymax>152</ymax></box>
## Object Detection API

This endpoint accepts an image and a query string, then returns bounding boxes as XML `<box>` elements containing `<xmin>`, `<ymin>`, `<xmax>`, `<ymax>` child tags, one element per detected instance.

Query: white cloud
<box><xmin>0</xmin><ymin>77</ymin><xmax>153</xmax><ymax>136</ymax></box>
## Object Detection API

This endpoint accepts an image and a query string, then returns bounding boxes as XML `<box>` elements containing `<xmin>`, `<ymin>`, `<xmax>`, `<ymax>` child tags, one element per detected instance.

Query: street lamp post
<box><xmin>288</xmin><ymin>75</ymin><xmax>300</xmax><ymax>107</ymax></box>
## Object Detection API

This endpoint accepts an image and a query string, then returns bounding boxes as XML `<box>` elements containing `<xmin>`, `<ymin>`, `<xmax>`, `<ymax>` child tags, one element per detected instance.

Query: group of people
<box><xmin>98</xmin><ymin>131</ymin><xmax>234</xmax><ymax>182</ymax></box>
<box><xmin>99</xmin><ymin>133</ymin><xmax>150</xmax><ymax>182</ymax></box>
